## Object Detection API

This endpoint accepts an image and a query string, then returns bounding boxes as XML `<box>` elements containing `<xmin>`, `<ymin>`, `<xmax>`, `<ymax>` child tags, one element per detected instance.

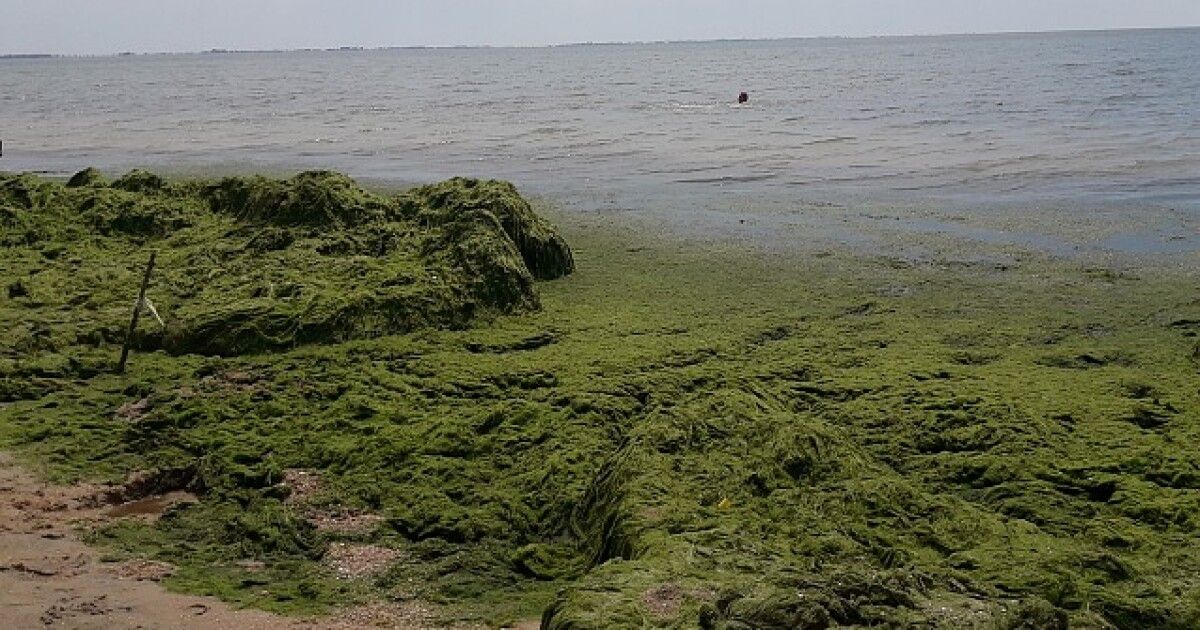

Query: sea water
<box><xmin>2</xmin><ymin>28</ymin><xmax>1198</xmax><ymax>214</ymax></box>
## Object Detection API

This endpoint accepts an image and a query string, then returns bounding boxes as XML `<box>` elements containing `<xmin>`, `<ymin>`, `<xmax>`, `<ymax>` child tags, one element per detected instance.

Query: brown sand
<box><xmin>0</xmin><ymin>452</ymin><xmax>449</xmax><ymax>629</ymax></box>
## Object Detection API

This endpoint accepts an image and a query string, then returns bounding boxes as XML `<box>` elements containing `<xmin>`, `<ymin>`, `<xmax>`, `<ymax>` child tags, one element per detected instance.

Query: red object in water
<box><xmin>738</xmin><ymin>92</ymin><xmax>749</xmax><ymax>104</ymax></box>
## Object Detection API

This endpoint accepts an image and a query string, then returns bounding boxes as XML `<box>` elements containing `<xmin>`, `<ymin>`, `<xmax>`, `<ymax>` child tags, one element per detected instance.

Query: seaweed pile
<box><xmin>2</xmin><ymin>170</ymin><xmax>1199</xmax><ymax>628</ymax></box>
<box><xmin>1</xmin><ymin>170</ymin><xmax>572</xmax><ymax>359</ymax></box>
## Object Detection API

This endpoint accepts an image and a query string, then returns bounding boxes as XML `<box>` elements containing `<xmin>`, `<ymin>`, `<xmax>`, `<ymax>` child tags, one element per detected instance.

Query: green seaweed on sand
<box><xmin>2</xmin><ymin>170</ymin><xmax>1199</xmax><ymax>628</ymax></box>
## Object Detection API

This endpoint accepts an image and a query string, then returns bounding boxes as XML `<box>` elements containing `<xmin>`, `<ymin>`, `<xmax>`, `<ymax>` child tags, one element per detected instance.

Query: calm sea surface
<box><xmin>2</xmin><ymin>29</ymin><xmax>1198</xmax><ymax>213</ymax></box>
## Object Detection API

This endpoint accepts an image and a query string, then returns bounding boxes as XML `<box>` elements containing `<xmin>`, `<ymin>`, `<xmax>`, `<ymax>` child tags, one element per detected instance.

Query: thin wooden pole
<box><xmin>118</xmin><ymin>251</ymin><xmax>156</xmax><ymax>373</ymax></box>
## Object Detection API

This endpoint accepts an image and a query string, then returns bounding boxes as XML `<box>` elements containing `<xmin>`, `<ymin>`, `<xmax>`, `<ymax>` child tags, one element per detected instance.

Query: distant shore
<box><xmin>3</xmin><ymin>24</ymin><xmax>1196</xmax><ymax>59</ymax></box>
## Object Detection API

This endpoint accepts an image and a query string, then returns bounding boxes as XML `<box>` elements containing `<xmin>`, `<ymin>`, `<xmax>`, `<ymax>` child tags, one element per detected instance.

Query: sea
<box><xmin>2</xmin><ymin>28</ymin><xmax>1199</xmax><ymax>218</ymax></box>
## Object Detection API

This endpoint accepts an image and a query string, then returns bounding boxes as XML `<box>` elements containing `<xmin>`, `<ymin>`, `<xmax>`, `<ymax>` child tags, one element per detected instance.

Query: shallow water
<box><xmin>105</xmin><ymin>491</ymin><xmax>196</xmax><ymax>518</ymax></box>
<box><xmin>2</xmin><ymin>28</ymin><xmax>1198</xmax><ymax>217</ymax></box>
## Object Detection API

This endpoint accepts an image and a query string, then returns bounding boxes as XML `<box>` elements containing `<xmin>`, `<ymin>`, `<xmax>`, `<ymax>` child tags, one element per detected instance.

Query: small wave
<box><xmin>1103</xmin><ymin>93</ymin><xmax>1145</xmax><ymax>102</ymax></box>
<box><xmin>507</xmin><ymin>126</ymin><xmax>577</xmax><ymax>139</ymax></box>
<box><xmin>767</xmin><ymin>129</ymin><xmax>814</xmax><ymax>137</ymax></box>
<box><xmin>579</xmin><ymin>149</ymin><xmax>651</xmax><ymax>161</ymax></box>
<box><xmin>800</xmin><ymin>136</ymin><xmax>858</xmax><ymax>146</ymax></box>
<box><xmin>675</xmin><ymin>173</ymin><xmax>779</xmax><ymax>184</ymax></box>
<box><xmin>639</xmin><ymin>164</ymin><xmax>725</xmax><ymax>175</ymax></box>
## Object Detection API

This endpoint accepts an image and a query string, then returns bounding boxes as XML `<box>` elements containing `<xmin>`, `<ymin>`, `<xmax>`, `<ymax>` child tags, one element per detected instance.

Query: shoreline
<box><xmin>6</xmin><ymin>163</ymin><xmax>1198</xmax><ymax>266</ymax></box>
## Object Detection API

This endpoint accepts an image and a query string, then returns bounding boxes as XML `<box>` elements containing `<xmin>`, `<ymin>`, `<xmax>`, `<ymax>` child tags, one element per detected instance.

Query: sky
<box><xmin>3</xmin><ymin>0</ymin><xmax>1199</xmax><ymax>55</ymax></box>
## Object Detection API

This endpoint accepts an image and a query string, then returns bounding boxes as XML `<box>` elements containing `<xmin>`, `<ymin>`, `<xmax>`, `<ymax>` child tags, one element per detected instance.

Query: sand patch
<box><xmin>325</xmin><ymin>543</ymin><xmax>405</xmax><ymax>580</ymax></box>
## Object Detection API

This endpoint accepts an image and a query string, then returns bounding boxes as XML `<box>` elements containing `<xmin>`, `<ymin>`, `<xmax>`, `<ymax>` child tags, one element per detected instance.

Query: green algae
<box><xmin>409</xmin><ymin>178</ymin><xmax>575</xmax><ymax>281</ymax></box>
<box><xmin>65</xmin><ymin>167</ymin><xmax>107</xmax><ymax>188</ymax></box>
<box><xmin>2</xmin><ymin>171</ymin><xmax>1199</xmax><ymax>628</ymax></box>
<box><xmin>0</xmin><ymin>169</ymin><xmax>573</xmax><ymax>359</ymax></box>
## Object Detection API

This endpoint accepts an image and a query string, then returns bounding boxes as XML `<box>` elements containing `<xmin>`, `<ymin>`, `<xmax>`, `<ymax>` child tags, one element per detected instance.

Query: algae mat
<box><xmin>2</xmin><ymin>171</ymin><xmax>1199</xmax><ymax>628</ymax></box>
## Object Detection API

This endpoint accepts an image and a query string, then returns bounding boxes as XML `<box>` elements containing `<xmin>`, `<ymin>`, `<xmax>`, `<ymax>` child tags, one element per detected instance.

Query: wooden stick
<box><xmin>117</xmin><ymin>251</ymin><xmax>156</xmax><ymax>373</ymax></box>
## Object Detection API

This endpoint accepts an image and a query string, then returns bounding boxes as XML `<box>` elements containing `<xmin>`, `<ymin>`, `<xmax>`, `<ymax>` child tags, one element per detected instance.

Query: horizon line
<box><xmin>3</xmin><ymin>24</ymin><xmax>1197</xmax><ymax>59</ymax></box>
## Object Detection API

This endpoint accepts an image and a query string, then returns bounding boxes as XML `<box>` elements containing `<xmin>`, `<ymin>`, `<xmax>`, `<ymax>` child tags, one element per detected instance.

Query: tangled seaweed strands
<box><xmin>0</xmin><ymin>169</ymin><xmax>573</xmax><ymax>359</ymax></box>
<box><xmin>2</xmin><ymin>168</ymin><xmax>1200</xmax><ymax>628</ymax></box>
<box><xmin>409</xmin><ymin>178</ymin><xmax>575</xmax><ymax>281</ymax></box>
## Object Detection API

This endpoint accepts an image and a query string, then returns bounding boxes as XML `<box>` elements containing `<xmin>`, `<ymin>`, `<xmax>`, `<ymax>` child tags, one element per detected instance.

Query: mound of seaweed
<box><xmin>409</xmin><ymin>177</ymin><xmax>575</xmax><ymax>280</ymax></box>
<box><xmin>0</xmin><ymin>169</ymin><xmax>573</xmax><ymax>357</ymax></box>
<box><xmin>202</xmin><ymin>171</ymin><xmax>392</xmax><ymax>227</ymax></box>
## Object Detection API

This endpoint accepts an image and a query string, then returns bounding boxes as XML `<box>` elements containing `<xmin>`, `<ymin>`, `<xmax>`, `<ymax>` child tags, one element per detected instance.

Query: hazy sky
<box><xmin>3</xmin><ymin>0</ymin><xmax>1199</xmax><ymax>55</ymax></box>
